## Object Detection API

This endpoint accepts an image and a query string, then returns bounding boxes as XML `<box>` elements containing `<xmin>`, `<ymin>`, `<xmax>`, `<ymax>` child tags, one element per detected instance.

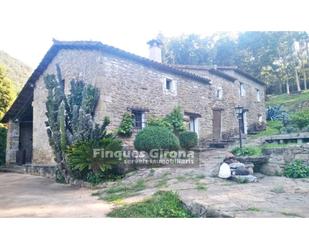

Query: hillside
<box><xmin>267</xmin><ymin>90</ymin><xmax>309</xmax><ymax>113</ymax></box>
<box><xmin>0</xmin><ymin>50</ymin><xmax>32</xmax><ymax>92</ymax></box>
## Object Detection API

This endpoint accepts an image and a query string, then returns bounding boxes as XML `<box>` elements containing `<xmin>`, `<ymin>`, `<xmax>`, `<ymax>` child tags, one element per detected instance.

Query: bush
<box><xmin>165</xmin><ymin>106</ymin><xmax>186</xmax><ymax>136</ymax></box>
<box><xmin>67</xmin><ymin>136</ymin><xmax>123</xmax><ymax>184</ymax></box>
<box><xmin>231</xmin><ymin>146</ymin><xmax>262</xmax><ymax>156</ymax></box>
<box><xmin>117</xmin><ymin>112</ymin><xmax>134</xmax><ymax>137</ymax></box>
<box><xmin>0</xmin><ymin>127</ymin><xmax>7</xmax><ymax>166</ymax></box>
<box><xmin>147</xmin><ymin>117</ymin><xmax>173</xmax><ymax>131</ymax></box>
<box><xmin>290</xmin><ymin>109</ymin><xmax>309</xmax><ymax>129</ymax></box>
<box><xmin>107</xmin><ymin>191</ymin><xmax>193</xmax><ymax>218</ymax></box>
<box><xmin>179</xmin><ymin>131</ymin><xmax>198</xmax><ymax>150</ymax></box>
<box><xmin>284</xmin><ymin>160</ymin><xmax>309</xmax><ymax>178</ymax></box>
<box><xmin>134</xmin><ymin>126</ymin><xmax>180</xmax><ymax>153</ymax></box>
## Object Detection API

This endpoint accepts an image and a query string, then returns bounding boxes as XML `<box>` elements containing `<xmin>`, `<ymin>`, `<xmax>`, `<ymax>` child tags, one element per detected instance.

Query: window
<box><xmin>163</xmin><ymin>78</ymin><xmax>177</xmax><ymax>95</ymax></box>
<box><xmin>189</xmin><ymin>116</ymin><xmax>199</xmax><ymax>136</ymax></box>
<box><xmin>132</xmin><ymin>110</ymin><xmax>146</xmax><ymax>129</ymax></box>
<box><xmin>258</xmin><ymin>114</ymin><xmax>263</xmax><ymax>123</ymax></box>
<box><xmin>240</xmin><ymin>83</ymin><xmax>245</xmax><ymax>97</ymax></box>
<box><xmin>216</xmin><ymin>87</ymin><xmax>223</xmax><ymax>100</ymax></box>
<box><xmin>165</xmin><ymin>78</ymin><xmax>172</xmax><ymax>90</ymax></box>
<box><xmin>256</xmin><ymin>89</ymin><xmax>261</xmax><ymax>102</ymax></box>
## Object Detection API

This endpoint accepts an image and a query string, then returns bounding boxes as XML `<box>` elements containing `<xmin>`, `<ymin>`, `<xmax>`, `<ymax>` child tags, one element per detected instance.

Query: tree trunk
<box><xmin>295</xmin><ymin>68</ymin><xmax>301</xmax><ymax>92</ymax></box>
<box><xmin>303</xmin><ymin>71</ymin><xmax>307</xmax><ymax>90</ymax></box>
<box><xmin>286</xmin><ymin>80</ymin><xmax>290</xmax><ymax>95</ymax></box>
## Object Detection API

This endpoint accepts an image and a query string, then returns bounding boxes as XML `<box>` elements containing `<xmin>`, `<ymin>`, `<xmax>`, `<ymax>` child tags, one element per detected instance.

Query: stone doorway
<box><xmin>212</xmin><ymin>109</ymin><xmax>222</xmax><ymax>140</ymax></box>
<box><xmin>16</xmin><ymin>104</ymin><xmax>33</xmax><ymax>165</ymax></box>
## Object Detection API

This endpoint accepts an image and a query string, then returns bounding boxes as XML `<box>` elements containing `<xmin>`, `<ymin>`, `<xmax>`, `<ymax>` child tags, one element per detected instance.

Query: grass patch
<box><xmin>155</xmin><ymin>178</ymin><xmax>169</xmax><ymax>188</ymax></box>
<box><xmin>231</xmin><ymin>146</ymin><xmax>262</xmax><ymax>157</ymax></box>
<box><xmin>176</xmin><ymin>176</ymin><xmax>186</xmax><ymax>181</ymax></box>
<box><xmin>194</xmin><ymin>174</ymin><xmax>206</xmax><ymax>179</ymax></box>
<box><xmin>247</xmin><ymin>207</ymin><xmax>261</xmax><ymax>212</ymax></box>
<box><xmin>99</xmin><ymin>179</ymin><xmax>146</xmax><ymax>202</ymax></box>
<box><xmin>267</xmin><ymin>91</ymin><xmax>309</xmax><ymax>111</ymax></box>
<box><xmin>107</xmin><ymin>191</ymin><xmax>193</xmax><ymax>218</ymax></box>
<box><xmin>281</xmin><ymin>212</ymin><xmax>304</xmax><ymax>218</ymax></box>
<box><xmin>250</xmin><ymin>120</ymin><xmax>283</xmax><ymax>138</ymax></box>
<box><xmin>195</xmin><ymin>182</ymin><xmax>207</xmax><ymax>191</ymax></box>
<box><xmin>262</xmin><ymin>143</ymin><xmax>298</xmax><ymax>149</ymax></box>
<box><xmin>270</xmin><ymin>186</ymin><xmax>285</xmax><ymax>194</ymax></box>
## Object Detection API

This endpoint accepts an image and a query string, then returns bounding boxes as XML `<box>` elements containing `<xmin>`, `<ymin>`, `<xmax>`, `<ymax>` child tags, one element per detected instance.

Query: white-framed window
<box><xmin>163</xmin><ymin>77</ymin><xmax>177</xmax><ymax>95</ymax></box>
<box><xmin>132</xmin><ymin>110</ymin><xmax>146</xmax><ymax>129</ymax></box>
<box><xmin>240</xmin><ymin>83</ymin><xmax>246</xmax><ymax>97</ymax></box>
<box><xmin>256</xmin><ymin>89</ymin><xmax>261</xmax><ymax>102</ymax></box>
<box><xmin>216</xmin><ymin>87</ymin><xmax>223</xmax><ymax>100</ymax></box>
<box><xmin>189</xmin><ymin>116</ymin><xmax>199</xmax><ymax>136</ymax></box>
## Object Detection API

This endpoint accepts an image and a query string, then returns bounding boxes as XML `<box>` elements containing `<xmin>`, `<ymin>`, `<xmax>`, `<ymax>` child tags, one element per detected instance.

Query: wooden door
<box><xmin>213</xmin><ymin>110</ymin><xmax>222</xmax><ymax>140</ymax></box>
<box><xmin>19</xmin><ymin>122</ymin><xmax>33</xmax><ymax>163</ymax></box>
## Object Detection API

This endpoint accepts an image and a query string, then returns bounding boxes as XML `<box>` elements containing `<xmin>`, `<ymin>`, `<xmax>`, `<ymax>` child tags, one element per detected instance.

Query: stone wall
<box><xmin>29</xmin><ymin>49</ymin><xmax>266</xmax><ymax>166</ymax></box>
<box><xmin>261</xmin><ymin>145</ymin><xmax>309</xmax><ymax>175</ymax></box>
<box><xmin>5</xmin><ymin>119</ymin><xmax>19</xmax><ymax>165</ymax></box>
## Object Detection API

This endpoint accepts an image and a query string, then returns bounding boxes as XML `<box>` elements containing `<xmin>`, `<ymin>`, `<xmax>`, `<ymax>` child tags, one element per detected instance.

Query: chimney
<box><xmin>147</xmin><ymin>39</ymin><xmax>163</xmax><ymax>63</ymax></box>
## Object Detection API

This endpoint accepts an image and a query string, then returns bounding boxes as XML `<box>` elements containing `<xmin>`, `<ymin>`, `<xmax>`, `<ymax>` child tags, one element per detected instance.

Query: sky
<box><xmin>0</xmin><ymin>0</ymin><xmax>308</xmax><ymax>67</ymax></box>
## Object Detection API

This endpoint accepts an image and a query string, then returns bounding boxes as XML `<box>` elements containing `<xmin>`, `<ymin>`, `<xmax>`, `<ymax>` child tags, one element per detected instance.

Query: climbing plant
<box><xmin>117</xmin><ymin>112</ymin><xmax>134</xmax><ymax>137</ymax></box>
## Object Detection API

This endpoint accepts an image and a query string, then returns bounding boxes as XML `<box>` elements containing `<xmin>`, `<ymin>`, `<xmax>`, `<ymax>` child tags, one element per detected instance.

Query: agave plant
<box><xmin>266</xmin><ymin>105</ymin><xmax>289</xmax><ymax>125</ymax></box>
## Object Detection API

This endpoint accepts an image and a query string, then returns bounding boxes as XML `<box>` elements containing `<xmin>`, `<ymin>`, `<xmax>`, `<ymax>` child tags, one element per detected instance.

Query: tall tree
<box><xmin>0</xmin><ymin>65</ymin><xmax>16</xmax><ymax>119</ymax></box>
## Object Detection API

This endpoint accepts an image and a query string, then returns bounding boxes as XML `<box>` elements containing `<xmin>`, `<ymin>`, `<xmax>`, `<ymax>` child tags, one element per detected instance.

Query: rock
<box><xmin>231</xmin><ymin>166</ymin><xmax>250</xmax><ymax>176</ymax></box>
<box><xmin>218</xmin><ymin>163</ymin><xmax>231</xmax><ymax>178</ymax></box>
<box><xmin>224</xmin><ymin>151</ymin><xmax>235</xmax><ymax>159</ymax></box>
<box><xmin>230</xmin><ymin>175</ymin><xmax>258</xmax><ymax>183</ymax></box>
<box><xmin>223</xmin><ymin>157</ymin><xmax>239</xmax><ymax>164</ymax></box>
<box><xmin>229</xmin><ymin>162</ymin><xmax>246</xmax><ymax>169</ymax></box>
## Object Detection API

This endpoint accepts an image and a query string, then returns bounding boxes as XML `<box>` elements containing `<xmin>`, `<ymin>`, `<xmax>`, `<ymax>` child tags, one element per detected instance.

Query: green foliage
<box><xmin>117</xmin><ymin>112</ymin><xmax>134</xmax><ymax>137</ymax></box>
<box><xmin>107</xmin><ymin>191</ymin><xmax>193</xmax><ymax>218</ymax></box>
<box><xmin>0</xmin><ymin>127</ymin><xmax>7</xmax><ymax>166</ymax></box>
<box><xmin>134</xmin><ymin>126</ymin><xmax>180</xmax><ymax>153</ymax></box>
<box><xmin>100</xmin><ymin>179</ymin><xmax>146</xmax><ymax>201</ymax></box>
<box><xmin>252</xmin><ymin>120</ymin><xmax>283</xmax><ymax>138</ymax></box>
<box><xmin>163</xmin><ymin>31</ymin><xmax>308</xmax><ymax>93</ymax></box>
<box><xmin>67</xmin><ymin>136</ymin><xmax>122</xmax><ymax>176</ymax></box>
<box><xmin>266</xmin><ymin>105</ymin><xmax>288</xmax><ymax>123</ymax></box>
<box><xmin>231</xmin><ymin>146</ymin><xmax>262</xmax><ymax>156</ymax></box>
<box><xmin>284</xmin><ymin>160</ymin><xmax>309</xmax><ymax>178</ymax></box>
<box><xmin>44</xmin><ymin>65</ymin><xmax>119</xmax><ymax>183</ymax></box>
<box><xmin>290</xmin><ymin>109</ymin><xmax>309</xmax><ymax>129</ymax></box>
<box><xmin>0</xmin><ymin>50</ymin><xmax>32</xmax><ymax>93</ymax></box>
<box><xmin>165</xmin><ymin>106</ymin><xmax>186</xmax><ymax>135</ymax></box>
<box><xmin>179</xmin><ymin>131</ymin><xmax>198</xmax><ymax>150</ymax></box>
<box><xmin>147</xmin><ymin>116</ymin><xmax>173</xmax><ymax>131</ymax></box>
<box><xmin>0</xmin><ymin>65</ymin><xmax>16</xmax><ymax>119</ymax></box>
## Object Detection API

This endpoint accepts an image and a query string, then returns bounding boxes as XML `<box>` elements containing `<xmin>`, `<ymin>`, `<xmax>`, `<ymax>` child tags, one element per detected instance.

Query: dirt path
<box><xmin>0</xmin><ymin>173</ymin><xmax>113</xmax><ymax>218</ymax></box>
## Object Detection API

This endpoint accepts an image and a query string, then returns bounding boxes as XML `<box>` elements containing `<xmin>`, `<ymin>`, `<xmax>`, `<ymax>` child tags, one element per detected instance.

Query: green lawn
<box><xmin>107</xmin><ymin>191</ymin><xmax>193</xmax><ymax>218</ymax></box>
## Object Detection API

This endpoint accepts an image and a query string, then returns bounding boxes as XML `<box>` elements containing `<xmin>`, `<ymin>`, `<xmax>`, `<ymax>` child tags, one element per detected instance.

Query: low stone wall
<box><xmin>261</xmin><ymin>145</ymin><xmax>309</xmax><ymax>176</ymax></box>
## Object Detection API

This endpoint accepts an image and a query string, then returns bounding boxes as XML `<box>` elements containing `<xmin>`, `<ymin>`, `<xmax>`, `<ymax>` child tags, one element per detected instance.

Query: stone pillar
<box><xmin>5</xmin><ymin>119</ymin><xmax>20</xmax><ymax>166</ymax></box>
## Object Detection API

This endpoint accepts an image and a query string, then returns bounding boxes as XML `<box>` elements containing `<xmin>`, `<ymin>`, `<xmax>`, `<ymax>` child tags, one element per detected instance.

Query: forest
<box><xmin>160</xmin><ymin>31</ymin><xmax>309</xmax><ymax>95</ymax></box>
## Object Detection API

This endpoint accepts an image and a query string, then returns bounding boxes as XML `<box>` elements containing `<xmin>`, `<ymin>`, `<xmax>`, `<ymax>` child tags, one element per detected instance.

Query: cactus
<box><xmin>44</xmin><ymin>65</ymin><xmax>106</xmax><ymax>183</ymax></box>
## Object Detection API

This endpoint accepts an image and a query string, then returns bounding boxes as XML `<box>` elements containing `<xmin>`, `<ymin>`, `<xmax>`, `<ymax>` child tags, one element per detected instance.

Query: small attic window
<box><xmin>216</xmin><ymin>87</ymin><xmax>223</xmax><ymax>100</ymax></box>
<box><xmin>165</xmin><ymin>78</ymin><xmax>172</xmax><ymax>90</ymax></box>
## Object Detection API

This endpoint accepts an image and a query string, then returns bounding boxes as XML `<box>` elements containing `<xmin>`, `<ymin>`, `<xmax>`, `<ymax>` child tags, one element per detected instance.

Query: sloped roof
<box><xmin>215</xmin><ymin>66</ymin><xmax>267</xmax><ymax>86</ymax></box>
<box><xmin>1</xmin><ymin>40</ymin><xmax>211</xmax><ymax>123</ymax></box>
<box><xmin>174</xmin><ymin>65</ymin><xmax>267</xmax><ymax>86</ymax></box>
<box><xmin>173</xmin><ymin>65</ymin><xmax>238</xmax><ymax>82</ymax></box>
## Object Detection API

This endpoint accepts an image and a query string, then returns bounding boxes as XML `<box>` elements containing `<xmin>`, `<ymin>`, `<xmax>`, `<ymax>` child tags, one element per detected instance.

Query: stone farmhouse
<box><xmin>1</xmin><ymin>39</ymin><xmax>266</xmax><ymax>167</ymax></box>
